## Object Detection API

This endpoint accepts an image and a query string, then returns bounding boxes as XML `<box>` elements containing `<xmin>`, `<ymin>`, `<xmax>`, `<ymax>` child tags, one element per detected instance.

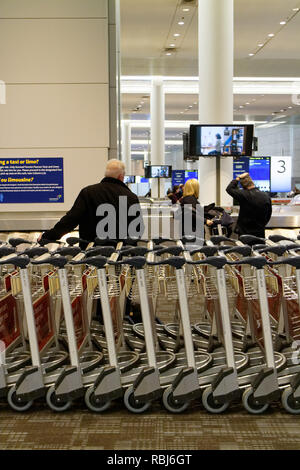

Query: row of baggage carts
<box><xmin>0</xmin><ymin>232</ymin><xmax>300</xmax><ymax>414</ymax></box>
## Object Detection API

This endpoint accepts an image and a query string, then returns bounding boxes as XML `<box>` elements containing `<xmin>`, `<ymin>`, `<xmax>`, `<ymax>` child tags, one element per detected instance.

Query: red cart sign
<box><xmin>33</xmin><ymin>292</ymin><xmax>54</xmax><ymax>351</ymax></box>
<box><xmin>0</xmin><ymin>294</ymin><xmax>20</xmax><ymax>348</ymax></box>
<box><xmin>72</xmin><ymin>296</ymin><xmax>87</xmax><ymax>349</ymax></box>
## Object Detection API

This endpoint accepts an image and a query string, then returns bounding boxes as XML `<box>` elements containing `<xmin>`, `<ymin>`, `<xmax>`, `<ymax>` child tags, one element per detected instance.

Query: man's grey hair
<box><xmin>105</xmin><ymin>159</ymin><xmax>126</xmax><ymax>179</ymax></box>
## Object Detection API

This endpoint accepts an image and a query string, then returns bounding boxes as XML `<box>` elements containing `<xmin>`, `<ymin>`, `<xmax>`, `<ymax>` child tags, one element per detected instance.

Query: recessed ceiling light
<box><xmin>280</xmin><ymin>21</ymin><xmax>286</xmax><ymax>25</ymax></box>
<box><xmin>193</xmin><ymin>102</ymin><xmax>198</xmax><ymax>105</ymax></box>
<box><xmin>239</xmin><ymin>105</ymin><xmax>244</xmax><ymax>108</ymax></box>
<box><xmin>166</xmin><ymin>52</ymin><xmax>172</xmax><ymax>56</ymax></box>
<box><xmin>174</xmin><ymin>33</ymin><xmax>180</xmax><ymax>37</ymax></box>
<box><xmin>293</xmin><ymin>8</ymin><xmax>300</xmax><ymax>11</ymax></box>
<box><xmin>268</xmin><ymin>33</ymin><xmax>275</xmax><ymax>37</ymax></box>
<box><xmin>246</xmin><ymin>102</ymin><xmax>250</xmax><ymax>105</ymax></box>
<box><xmin>288</xmin><ymin>106</ymin><xmax>293</xmax><ymax>109</ymax></box>
<box><xmin>188</xmin><ymin>105</ymin><xmax>193</xmax><ymax>108</ymax></box>
<box><xmin>182</xmin><ymin>8</ymin><xmax>190</xmax><ymax>11</ymax></box>
<box><xmin>169</xmin><ymin>44</ymin><xmax>175</xmax><ymax>47</ymax></box>
<box><xmin>249</xmin><ymin>53</ymin><xmax>254</xmax><ymax>57</ymax></box>
<box><xmin>258</xmin><ymin>43</ymin><xmax>264</xmax><ymax>47</ymax></box>
<box><xmin>178</xmin><ymin>21</ymin><xmax>185</xmax><ymax>25</ymax></box>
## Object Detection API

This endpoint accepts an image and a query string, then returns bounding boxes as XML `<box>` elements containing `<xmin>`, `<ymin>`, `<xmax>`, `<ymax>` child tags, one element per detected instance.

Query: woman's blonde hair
<box><xmin>183</xmin><ymin>178</ymin><xmax>199</xmax><ymax>199</ymax></box>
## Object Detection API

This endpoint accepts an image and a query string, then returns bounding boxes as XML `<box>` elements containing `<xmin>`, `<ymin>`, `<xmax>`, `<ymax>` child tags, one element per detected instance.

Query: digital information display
<box><xmin>270</xmin><ymin>156</ymin><xmax>292</xmax><ymax>193</ymax></box>
<box><xmin>172</xmin><ymin>170</ymin><xmax>198</xmax><ymax>186</ymax></box>
<box><xmin>233</xmin><ymin>156</ymin><xmax>292</xmax><ymax>193</ymax></box>
<box><xmin>0</xmin><ymin>157</ymin><xmax>64</xmax><ymax>203</ymax></box>
<box><xmin>233</xmin><ymin>157</ymin><xmax>271</xmax><ymax>192</ymax></box>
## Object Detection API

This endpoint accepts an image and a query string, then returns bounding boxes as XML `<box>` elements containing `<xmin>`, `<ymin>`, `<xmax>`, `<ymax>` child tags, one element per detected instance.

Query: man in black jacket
<box><xmin>226</xmin><ymin>172</ymin><xmax>272</xmax><ymax>238</ymax></box>
<box><xmin>40</xmin><ymin>159</ymin><xmax>144</xmax><ymax>243</ymax></box>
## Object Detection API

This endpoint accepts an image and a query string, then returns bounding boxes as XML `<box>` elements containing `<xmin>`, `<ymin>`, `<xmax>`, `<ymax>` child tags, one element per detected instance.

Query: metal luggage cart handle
<box><xmin>38</xmin><ymin>238</ymin><xmax>62</xmax><ymax>247</ymax></box>
<box><xmin>8</xmin><ymin>238</ymin><xmax>32</xmax><ymax>248</ymax></box>
<box><xmin>66</xmin><ymin>237</ymin><xmax>90</xmax><ymax>246</ymax></box>
<box><xmin>188</xmin><ymin>256</ymin><xmax>228</xmax><ymax>270</ymax></box>
<box><xmin>239</xmin><ymin>235</ymin><xmax>266</xmax><ymax>246</ymax></box>
<box><xmin>108</xmin><ymin>256</ymin><xmax>147</xmax><ymax>269</ymax></box>
<box><xmin>120</xmin><ymin>246</ymin><xmax>149</xmax><ymax>257</ymax></box>
<box><xmin>210</xmin><ymin>235</ymin><xmax>234</xmax><ymax>245</ymax></box>
<box><xmin>147</xmin><ymin>256</ymin><xmax>185</xmax><ymax>270</ymax></box>
<box><xmin>0</xmin><ymin>246</ymin><xmax>16</xmax><ymax>257</ymax></box>
<box><xmin>85</xmin><ymin>247</ymin><xmax>115</xmax><ymax>258</ymax></box>
<box><xmin>22</xmin><ymin>247</ymin><xmax>49</xmax><ymax>258</ymax></box>
<box><xmin>228</xmin><ymin>256</ymin><xmax>267</xmax><ymax>269</ymax></box>
<box><xmin>189</xmin><ymin>246</ymin><xmax>218</xmax><ymax>257</ymax></box>
<box><xmin>54</xmin><ymin>246</ymin><xmax>81</xmax><ymax>257</ymax></box>
<box><xmin>154</xmin><ymin>246</ymin><xmax>183</xmax><ymax>257</ymax></box>
<box><xmin>269</xmin><ymin>234</ymin><xmax>296</xmax><ymax>243</ymax></box>
<box><xmin>268</xmin><ymin>256</ymin><xmax>300</xmax><ymax>269</ymax></box>
<box><xmin>0</xmin><ymin>254</ymin><xmax>30</xmax><ymax>268</ymax></box>
<box><xmin>257</xmin><ymin>245</ymin><xmax>287</xmax><ymax>257</ymax></box>
<box><xmin>222</xmin><ymin>246</ymin><xmax>252</xmax><ymax>257</ymax></box>
<box><xmin>70</xmin><ymin>255</ymin><xmax>108</xmax><ymax>269</ymax></box>
<box><xmin>31</xmin><ymin>255</ymin><xmax>68</xmax><ymax>269</ymax></box>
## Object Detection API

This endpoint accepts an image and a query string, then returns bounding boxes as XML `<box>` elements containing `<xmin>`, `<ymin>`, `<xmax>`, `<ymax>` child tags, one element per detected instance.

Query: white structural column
<box><xmin>150</xmin><ymin>77</ymin><xmax>165</xmax><ymax>198</ymax></box>
<box><xmin>198</xmin><ymin>0</ymin><xmax>234</xmax><ymax>206</ymax></box>
<box><xmin>122</xmin><ymin>121</ymin><xmax>132</xmax><ymax>174</ymax></box>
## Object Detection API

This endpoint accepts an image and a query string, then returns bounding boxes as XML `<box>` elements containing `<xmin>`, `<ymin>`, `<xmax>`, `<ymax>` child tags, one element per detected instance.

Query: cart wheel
<box><xmin>46</xmin><ymin>386</ymin><xmax>73</xmax><ymax>412</ymax></box>
<box><xmin>242</xmin><ymin>387</ymin><xmax>269</xmax><ymax>414</ymax></box>
<box><xmin>281</xmin><ymin>387</ymin><xmax>300</xmax><ymax>414</ymax></box>
<box><xmin>7</xmin><ymin>386</ymin><xmax>33</xmax><ymax>412</ymax></box>
<box><xmin>162</xmin><ymin>386</ymin><xmax>190</xmax><ymax>413</ymax></box>
<box><xmin>84</xmin><ymin>386</ymin><xmax>112</xmax><ymax>412</ymax></box>
<box><xmin>202</xmin><ymin>386</ymin><xmax>229</xmax><ymax>414</ymax></box>
<box><xmin>124</xmin><ymin>386</ymin><xmax>151</xmax><ymax>413</ymax></box>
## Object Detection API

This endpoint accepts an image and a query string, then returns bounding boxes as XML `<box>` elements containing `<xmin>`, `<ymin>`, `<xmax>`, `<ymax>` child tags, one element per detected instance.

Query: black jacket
<box><xmin>180</xmin><ymin>195</ymin><xmax>205</xmax><ymax>236</ymax></box>
<box><xmin>226</xmin><ymin>180</ymin><xmax>272</xmax><ymax>237</ymax></box>
<box><xmin>41</xmin><ymin>177</ymin><xmax>144</xmax><ymax>242</ymax></box>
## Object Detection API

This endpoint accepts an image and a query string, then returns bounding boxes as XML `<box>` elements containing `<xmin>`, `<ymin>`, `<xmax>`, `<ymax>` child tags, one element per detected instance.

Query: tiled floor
<box><xmin>0</xmin><ymin>400</ymin><xmax>299</xmax><ymax>450</ymax></box>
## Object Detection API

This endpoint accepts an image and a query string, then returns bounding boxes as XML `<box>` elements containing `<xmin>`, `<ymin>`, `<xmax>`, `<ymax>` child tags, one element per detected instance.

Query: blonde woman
<box><xmin>180</xmin><ymin>179</ymin><xmax>213</xmax><ymax>235</ymax></box>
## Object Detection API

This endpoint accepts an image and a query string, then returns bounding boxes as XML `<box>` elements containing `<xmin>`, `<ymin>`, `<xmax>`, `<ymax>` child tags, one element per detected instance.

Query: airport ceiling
<box><xmin>120</xmin><ymin>0</ymin><xmax>300</xmax><ymax>129</ymax></box>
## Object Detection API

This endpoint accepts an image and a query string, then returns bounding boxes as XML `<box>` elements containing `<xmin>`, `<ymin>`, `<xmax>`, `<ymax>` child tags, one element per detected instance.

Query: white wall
<box><xmin>0</xmin><ymin>0</ymin><xmax>110</xmax><ymax>214</ymax></box>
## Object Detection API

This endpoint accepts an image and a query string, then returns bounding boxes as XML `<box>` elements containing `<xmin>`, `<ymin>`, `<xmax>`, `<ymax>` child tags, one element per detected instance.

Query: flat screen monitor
<box><xmin>145</xmin><ymin>165</ymin><xmax>172</xmax><ymax>178</ymax></box>
<box><xmin>172</xmin><ymin>170</ymin><xmax>198</xmax><ymax>186</ymax></box>
<box><xmin>124</xmin><ymin>175</ymin><xmax>135</xmax><ymax>184</ymax></box>
<box><xmin>233</xmin><ymin>156</ymin><xmax>271</xmax><ymax>192</ymax></box>
<box><xmin>189</xmin><ymin>124</ymin><xmax>254</xmax><ymax>157</ymax></box>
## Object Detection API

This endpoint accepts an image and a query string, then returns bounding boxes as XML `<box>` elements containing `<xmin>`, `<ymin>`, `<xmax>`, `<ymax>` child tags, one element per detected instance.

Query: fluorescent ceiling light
<box><xmin>268</xmin><ymin>33</ymin><xmax>275</xmax><ymax>37</ymax></box>
<box><xmin>178</xmin><ymin>21</ymin><xmax>184</xmax><ymax>25</ymax></box>
<box><xmin>280</xmin><ymin>21</ymin><xmax>286</xmax><ymax>25</ymax></box>
<box><xmin>249</xmin><ymin>53</ymin><xmax>254</xmax><ymax>56</ymax></box>
<box><xmin>173</xmin><ymin>33</ymin><xmax>180</xmax><ymax>37</ymax></box>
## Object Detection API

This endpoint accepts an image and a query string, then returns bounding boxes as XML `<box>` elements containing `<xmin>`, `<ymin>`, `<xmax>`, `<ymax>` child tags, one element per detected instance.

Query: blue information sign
<box><xmin>0</xmin><ymin>157</ymin><xmax>64</xmax><ymax>203</ymax></box>
<box><xmin>172</xmin><ymin>170</ymin><xmax>198</xmax><ymax>187</ymax></box>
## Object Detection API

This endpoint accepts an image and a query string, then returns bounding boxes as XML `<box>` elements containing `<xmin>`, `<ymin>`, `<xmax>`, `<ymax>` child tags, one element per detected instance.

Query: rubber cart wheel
<box><xmin>124</xmin><ymin>386</ymin><xmax>151</xmax><ymax>413</ymax></box>
<box><xmin>242</xmin><ymin>387</ymin><xmax>269</xmax><ymax>414</ymax></box>
<box><xmin>46</xmin><ymin>385</ymin><xmax>73</xmax><ymax>412</ymax></box>
<box><xmin>202</xmin><ymin>385</ymin><xmax>230</xmax><ymax>414</ymax></box>
<box><xmin>84</xmin><ymin>386</ymin><xmax>112</xmax><ymax>412</ymax></box>
<box><xmin>162</xmin><ymin>386</ymin><xmax>190</xmax><ymax>413</ymax></box>
<box><xmin>7</xmin><ymin>386</ymin><xmax>33</xmax><ymax>412</ymax></box>
<box><xmin>281</xmin><ymin>386</ymin><xmax>300</xmax><ymax>414</ymax></box>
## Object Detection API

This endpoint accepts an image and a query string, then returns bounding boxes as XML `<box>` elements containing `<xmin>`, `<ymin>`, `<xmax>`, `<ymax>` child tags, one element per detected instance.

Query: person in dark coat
<box><xmin>40</xmin><ymin>159</ymin><xmax>144</xmax><ymax>244</ymax></box>
<box><xmin>226</xmin><ymin>172</ymin><xmax>272</xmax><ymax>239</ymax></box>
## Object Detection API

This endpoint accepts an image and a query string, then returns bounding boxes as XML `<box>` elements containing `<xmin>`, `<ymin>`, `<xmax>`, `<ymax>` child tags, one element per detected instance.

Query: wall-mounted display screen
<box><xmin>189</xmin><ymin>124</ymin><xmax>254</xmax><ymax>157</ymax></box>
<box><xmin>144</xmin><ymin>165</ymin><xmax>172</xmax><ymax>178</ymax></box>
<box><xmin>233</xmin><ymin>156</ymin><xmax>271</xmax><ymax>192</ymax></box>
<box><xmin>270</xmin><ymin>156</ymin><xmax>292</xmax><ymax>193</ymax></box>
<box><xmin>124</xmin><ymin>175</ymin><xmax>135</xmax><ymax>184</ymax></box>
<box><xmin>172</xmin><ymin>170</ymin><xmax>198</xmax><ymax>186</ymax></box>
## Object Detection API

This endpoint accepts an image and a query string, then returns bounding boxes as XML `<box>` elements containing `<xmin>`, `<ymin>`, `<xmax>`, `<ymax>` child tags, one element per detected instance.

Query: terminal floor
<box><xmin>0</xmin><ymin>400</ymin><xmax>299</xmax><ymax>450</ymax></box>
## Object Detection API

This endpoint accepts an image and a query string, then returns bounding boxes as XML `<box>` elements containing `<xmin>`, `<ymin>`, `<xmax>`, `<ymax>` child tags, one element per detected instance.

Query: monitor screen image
<box><xmin>189</xmin><ymin>124</ymin><xmax>254</xmax><ymax>157</ymax></box>
<box><xmin>172</xmin><ymin>170</ymin><xmax>198</xmax><ymax>187</ymax></box>
<box><xmin>124</xmin><ymin>175</ymin><xmax>135</xmax><ymax>184</ymax></box>
<box><xmin>145</xmin><ymin>165</ymin><xmax>172</xmax><ymax>178</ymax></box>
<box><xmin>233</xmin><ymin>156</ymin><xmax>271</xmax><ymax>192</ymax></box>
